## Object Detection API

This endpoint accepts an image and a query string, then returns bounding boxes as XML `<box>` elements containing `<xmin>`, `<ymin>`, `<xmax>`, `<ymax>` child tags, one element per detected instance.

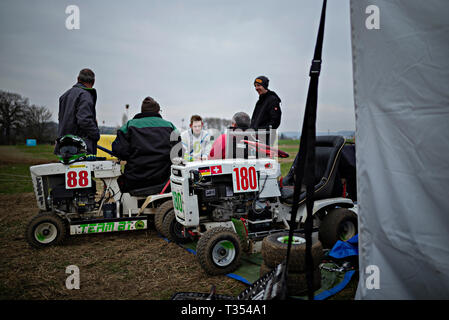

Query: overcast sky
<box><xmin>0</xmin><ymin>0</ymin><xmax>355</xmax><ymax>132</ymax></box>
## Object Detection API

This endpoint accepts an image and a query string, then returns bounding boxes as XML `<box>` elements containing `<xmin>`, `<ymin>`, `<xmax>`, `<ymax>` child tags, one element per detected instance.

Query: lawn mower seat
<box><xmin>128</xmin><ymin>181</ymin><xmax>170</xmax><ymax>197</ymax></box>
<box><xmin>280</xmin><ymin>135</ymin><xmax>345</xmax><ymax>205</ymax></box>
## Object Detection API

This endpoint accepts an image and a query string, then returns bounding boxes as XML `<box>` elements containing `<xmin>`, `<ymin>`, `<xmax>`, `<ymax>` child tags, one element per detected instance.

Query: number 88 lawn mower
<box><xmin>168</xmin><ymin>131</ymin><xmax>358</xmax><ymax>276</ymax></box>
<box><xmin>25</xmin><ymin>135</ymin><xmax>173</xmax><ymax>248</ymax></box>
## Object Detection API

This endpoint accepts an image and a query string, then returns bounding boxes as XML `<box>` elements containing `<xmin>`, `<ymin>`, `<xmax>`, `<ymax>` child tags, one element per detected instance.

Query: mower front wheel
<box><xmin>25</xmin><ymin>213</ymin><xmax>68</xmax><ymax>248</ymax></box>
<box><xmin>196</xmin><ymin>227</ymin><xmax>243</xmax><ymax>276</ymax></box>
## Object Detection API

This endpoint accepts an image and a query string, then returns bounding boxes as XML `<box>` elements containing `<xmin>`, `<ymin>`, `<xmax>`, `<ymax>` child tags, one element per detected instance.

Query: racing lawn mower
<box><xmin>171</xmin><ymin>0</ymin><xmax>353</xmax><ymax>300</ymax></box>
<box><xmin>168</xmin><ymin>128</ymin><xmax>358</xmax><ymax>275</ymax></box>
<box><xmin>25</xmin><ymin>135</ymin><xmax>172</xmax><ymax>248</ymax></box>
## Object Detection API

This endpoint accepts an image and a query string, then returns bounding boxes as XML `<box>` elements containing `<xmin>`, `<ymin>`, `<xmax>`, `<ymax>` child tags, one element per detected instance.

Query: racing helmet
<box><xmin>56</xmin><ymin>135</ymin><xmax>88</xmax><ymax>164</ymax></box>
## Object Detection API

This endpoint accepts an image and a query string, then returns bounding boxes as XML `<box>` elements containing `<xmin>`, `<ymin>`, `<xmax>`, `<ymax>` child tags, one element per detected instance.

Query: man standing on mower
<box><xmin>250</xmin><ymin>76</ymin><xmax>282</xmax><ymax>130</ymax></box>
<box><xmin>112</xmin><ymin>97</ymin><xmax>177</xmax><ymax>192</ymax></box>
<box><xmin>55</xmin><ymin>68</ymin><xmax>100</xmax><ymax>155</ymax></box>
<box><xmin>181</xmin><ymin>115</ymin><xmax>211</xmax><ymax>161</ymax></box>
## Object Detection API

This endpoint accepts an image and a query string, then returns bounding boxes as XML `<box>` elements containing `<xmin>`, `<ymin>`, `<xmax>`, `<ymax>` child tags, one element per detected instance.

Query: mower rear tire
<box><xmin>260</xmin><ymin>262</ymin><xmax>322</xmax><ymax>296</ymax></box>
<box><xmin>261</xmin><ymin>232</ymin><xmax>323</xmax><ymax>272</ymax></box>
<box><xmin>154</xmin><ymin>200</ymin><xmax>173</xmax><ymax>237</ymax></box>
<box><xmin>319</xmin><ymin>208</ymin><xmax>358</xmax><ymax>249</ymax></box>
<box><xmin>162</xmin><ymin>209</ymin><xmax>190</xmax><ymax>244</ymax></box>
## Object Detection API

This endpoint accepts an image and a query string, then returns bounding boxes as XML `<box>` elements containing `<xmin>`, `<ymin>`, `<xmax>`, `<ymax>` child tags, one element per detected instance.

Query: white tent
<box><xmin>350</xmin><ymin>0</ymin><xmax>449</xmax><ymax>299</ymax></box>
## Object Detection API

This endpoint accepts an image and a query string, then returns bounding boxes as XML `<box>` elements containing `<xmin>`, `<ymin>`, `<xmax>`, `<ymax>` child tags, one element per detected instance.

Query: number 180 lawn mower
<box><xmin>167</xmin><ymin>129</ymin><xmax>358</xmax><ymax>275</ymax></box>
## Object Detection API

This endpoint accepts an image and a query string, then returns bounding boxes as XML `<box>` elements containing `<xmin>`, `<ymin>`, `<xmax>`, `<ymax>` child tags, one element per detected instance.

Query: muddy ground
<box><xmin>0</xmin><ymin>193</ymin><xmax>247</xmax><ymax>300</ymax></box>
<box><xmin>0</xmin><ymin>193</ymin><xmax>358</xmax><ymax>301</ymax></box>
<box><xmin>0</xmin><ymin>144</ymin><xmax>357</xmax><ymax>301</ymax></box>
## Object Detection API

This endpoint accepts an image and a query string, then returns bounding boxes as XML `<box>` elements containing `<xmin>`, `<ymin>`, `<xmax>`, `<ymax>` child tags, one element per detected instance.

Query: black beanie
<box><xmin>254</xmin><ymin>76</ymin><xmax>269</xmax><ymax>89</ymax></box>
<box><xmin>141</xmin><ymin>96</ymin><xmax>160</xmax><ymax>113</ymax></box>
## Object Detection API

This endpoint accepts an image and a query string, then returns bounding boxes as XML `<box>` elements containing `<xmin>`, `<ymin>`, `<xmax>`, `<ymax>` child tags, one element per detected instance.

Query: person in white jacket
<box><xmin>181</xmin><ymin>115</ymin><xmax>212</xmax><ymax>161</ymax></box>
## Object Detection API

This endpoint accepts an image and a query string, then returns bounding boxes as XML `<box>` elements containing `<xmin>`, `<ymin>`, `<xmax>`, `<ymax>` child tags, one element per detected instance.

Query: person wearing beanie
<box><xmin>112</xmin><ymin>96</ymin><xmax>178</xmax><ymax>192</ymax></box>
<box><xmin>250</xmin><ymin>75</ymin><xmax>282</xmax><ymax>129</ymax></box>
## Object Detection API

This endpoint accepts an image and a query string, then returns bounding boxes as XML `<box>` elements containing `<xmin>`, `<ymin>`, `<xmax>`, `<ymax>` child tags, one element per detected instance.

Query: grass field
<box><xmin>0</xmin><ymin>142</ymin><xmax>301</xmax><ymax>193</ymax></box>
<box><xmin>0</xmin><ymin>145</ymin><xmax>248</xmax><ymax>299</ymax></box>
<box><xmin>0</xmin><ymin>142</ymin><xmax>358</xmax><ymax>300</ymax></box>
<box><xmin>13</xmin><ymin>144</ymin><xmax>57</xmax><ymax>161</ymax></box>
<box><xmin>278</xmin><ymin>139</ymin><xmax>299</xmax><ymax>177</ymax></box>
<box><xmin>0</xmin><ymin>145</ymin><xmax>58</xmax><ymax>194</ymax></box>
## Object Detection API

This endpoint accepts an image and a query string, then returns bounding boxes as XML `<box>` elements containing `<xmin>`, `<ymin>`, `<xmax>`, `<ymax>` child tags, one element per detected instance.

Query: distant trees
<box><xmin>0</xmin><ymin>90</ymin><xmax>56</xmax><ymax>145</ymax></box>
<box><xmin>0</xmin><ymin>91</ymin><xmax>27</xmax><ymax>144</ymax></box>
<box><xmin>203</xmin><ymin>117</ymin><xmax>231</xmax><ymax>133</ymax></box>
<box><xmin>99</xmin><ymin>125</ymin><xmax>119</xmax><ymax>135</ymax></box>
<box><xmin>24</xmin><ymin>105</ymin><xmax>54</xmax><ymax>143</ymax></box>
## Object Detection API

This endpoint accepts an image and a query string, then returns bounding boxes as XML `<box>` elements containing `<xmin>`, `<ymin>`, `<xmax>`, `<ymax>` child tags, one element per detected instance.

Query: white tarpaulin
<box><xmin>350</xmin><ymin>0</ymin><xmax>449</xmax><ymax>299</ymax></box>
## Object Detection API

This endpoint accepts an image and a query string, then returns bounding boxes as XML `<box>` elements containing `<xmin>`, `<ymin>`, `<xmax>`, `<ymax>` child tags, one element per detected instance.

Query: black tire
<box><xmin>319</xmin><ymin>208</ymin><xmax>358</xmax><ymax>249</ymax></box>
<box><xmin>260</xmin><ymin>262</ymin><xmax>322</xmax><ymax>296</ymax></box>
<box><xmin>154</xmin><ymin>200</ymin><xmax>173</xmax><ymax>237</ymax></box>
<box><xmin>261</xmin><ymin>232</ymin><xmax>323</xmax><ymax>272</ymax></box>
<box><xmin>196</xmin><ymin>227</ymin><xmax>243</xmax><ymax>276</ymax></box>
<box><xmin>25</xmin><ymin>213</ymin><xmax>68</xmax><ymax>248</ymax></box>
<box><xmin>162</xmin><ymin>209</ymin><xmax>190</xmax><ymax>243</ymax></box>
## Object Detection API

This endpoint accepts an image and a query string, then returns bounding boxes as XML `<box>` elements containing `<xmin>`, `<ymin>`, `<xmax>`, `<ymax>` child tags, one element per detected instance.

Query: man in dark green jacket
<box><xmin>112</xmin><ymin>97</ymin><xmax>177</xmax><ymax>192</ymax></box>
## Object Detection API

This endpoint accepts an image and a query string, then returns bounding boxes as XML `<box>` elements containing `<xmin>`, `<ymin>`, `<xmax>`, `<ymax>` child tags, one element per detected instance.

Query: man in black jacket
<box><xmin>112</xmin><ymin>97</ymin><xmax>178</xmax><ymax>192</ymax></box>
<box><xmin>55</xmin><ymin>68</ymin><xmax>100</xmax><ymax>155</ymax></box>
<box><xmin>250</xmin><ymin>76</ymin><xmax>282</xmax><ymax>129</ymax></box>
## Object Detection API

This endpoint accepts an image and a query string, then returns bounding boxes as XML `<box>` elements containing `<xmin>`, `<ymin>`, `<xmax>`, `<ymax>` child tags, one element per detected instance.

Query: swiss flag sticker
<box><xmin>211</xmin><ymin>165</ymin><xmax>223</xmax><ymax>175</ymax></box>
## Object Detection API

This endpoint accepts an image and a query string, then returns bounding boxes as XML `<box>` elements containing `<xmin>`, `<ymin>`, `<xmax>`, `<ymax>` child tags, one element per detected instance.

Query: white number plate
<box><xmin>65</xmin><ymin>164</ymin><xmax>92</xmax><ymax>189</ymax></box>
<box><xmin>232</xmin><ymin>165</ymin><xmax>259</xmax><ymax>193</ymax></box>
<box><xmin>171</xmin><ymin>183</ymin><xmax>184</xmax><ymax>218</ymax></box>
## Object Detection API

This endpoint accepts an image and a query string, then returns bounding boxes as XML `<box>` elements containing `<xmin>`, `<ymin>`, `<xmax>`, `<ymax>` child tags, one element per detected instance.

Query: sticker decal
<box><xmin>70</xmin><ymin>220</ymin><xmax>148</xmax><ymax>235</ymax></box>
<box><xmin>232</xmin><ymin>165</ymin><xmax>259</xmax><ymax>193</ymax></box>
<box><xmin>210</xmin><ymin>165</ymin><xmax>222</xmax><ymax>175</ymax></box>
<box><xmin>198</xmin><ymin>167</ymin><xmax>211</xmax><ymax>176</ymax></box>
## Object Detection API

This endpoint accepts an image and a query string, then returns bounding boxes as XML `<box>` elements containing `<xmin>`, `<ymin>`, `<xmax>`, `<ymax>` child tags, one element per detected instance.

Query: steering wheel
<box><xmin>242</xmin><ymin>140</ymin><xmax>289</xmax><ymax>158</ymax></box>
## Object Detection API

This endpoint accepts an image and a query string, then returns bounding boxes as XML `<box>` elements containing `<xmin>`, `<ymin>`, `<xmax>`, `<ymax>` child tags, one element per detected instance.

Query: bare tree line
<box><xmin>0</xmin><ymin>90</ymin><xmax>56</xmax><ymax>145</ymax></box>
<box><xmin>202</xmin><ymin>117</ymin><xmax>232</xmax><ymax>133</ymax></box>
<box><xmin>0</xmin><ymin>90</ymin><xmax>235</xmax><ymax>145</ymax></box>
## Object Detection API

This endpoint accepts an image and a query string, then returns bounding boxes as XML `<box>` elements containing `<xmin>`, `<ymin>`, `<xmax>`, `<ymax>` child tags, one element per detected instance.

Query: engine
<box><xmin>50</xmin><ymin>184</ymin><xmax>96</xmax><ymax>214</ymax></box>
<box><xmin>192</xmin><ymin>174</ymin><xmax>273</xmax><ymax>231</ymax></box>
